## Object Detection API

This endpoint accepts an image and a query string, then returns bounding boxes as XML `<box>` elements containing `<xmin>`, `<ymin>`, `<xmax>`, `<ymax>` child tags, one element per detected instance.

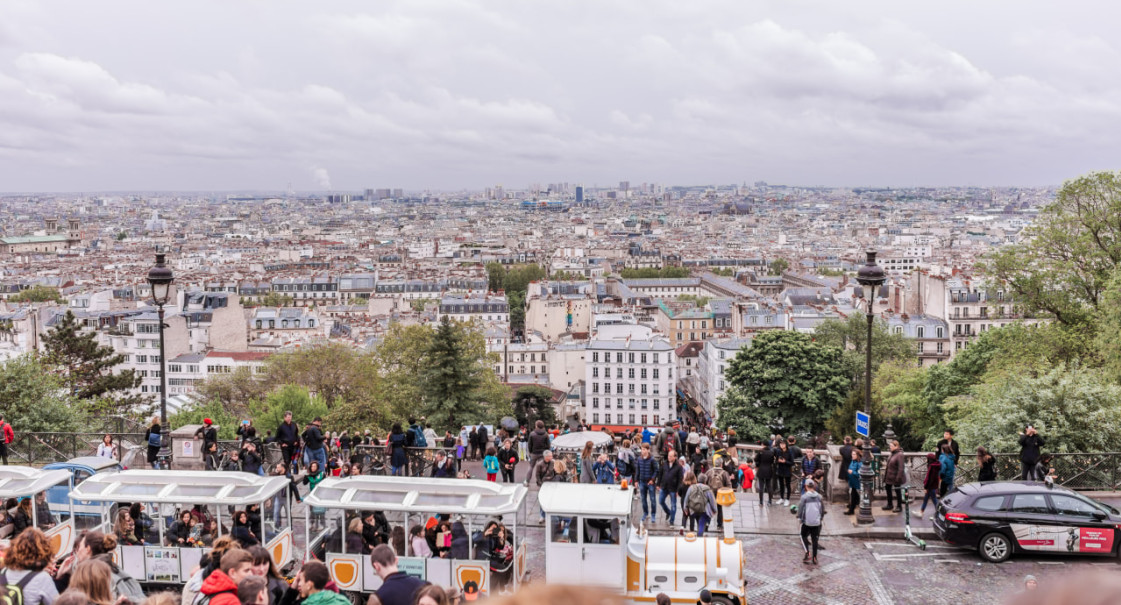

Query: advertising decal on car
<box><xmin>1011</xmin><ymin>524</ymin><xmax>1115</xmax><ymax>553</ymax></box>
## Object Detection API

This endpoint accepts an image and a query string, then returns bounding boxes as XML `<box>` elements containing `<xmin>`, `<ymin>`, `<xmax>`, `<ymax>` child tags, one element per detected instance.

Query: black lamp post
<box><xmin>147</xmin><ymin>252</ymin><xmax>174</xmax><ymax>469</ymax></box>
<box><xmin>855</xmin><ymin>249</ymin><xmax>886</xmax><ymax>525</ymax></box>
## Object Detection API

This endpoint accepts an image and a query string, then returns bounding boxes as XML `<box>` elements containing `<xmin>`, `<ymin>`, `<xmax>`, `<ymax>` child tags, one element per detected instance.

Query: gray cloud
<box><xmin>0</xmin><ymin>0</ymin><xmax>1119</xmax><ymax>191</ymax></box>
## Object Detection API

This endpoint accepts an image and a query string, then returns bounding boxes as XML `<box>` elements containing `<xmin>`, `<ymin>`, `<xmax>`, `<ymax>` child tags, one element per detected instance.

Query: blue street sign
<box><xmin>855</xmin><ymin>411</ymin><xmax>871</xmax><ymax>437</ymax></box>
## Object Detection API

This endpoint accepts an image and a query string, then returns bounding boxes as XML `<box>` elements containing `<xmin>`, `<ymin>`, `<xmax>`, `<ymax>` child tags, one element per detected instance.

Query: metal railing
<box><xmin>8</xmin><ymin>432</ymin><xmax>145</xmax><ymax>465</ymax></box>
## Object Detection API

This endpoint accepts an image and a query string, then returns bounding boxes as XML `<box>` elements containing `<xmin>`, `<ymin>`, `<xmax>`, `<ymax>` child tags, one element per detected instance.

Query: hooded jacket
<box><xmin>798</xmin><ymin>490</ymin><xmax>825</xmax><ymax>527</ymax></box>
<box><xmin>449</xmin><ymin>522</ymin><xmax>470</xmax><ymax>559</ymax></box>
<box><xmin>528</xmin><ymin>428</ymin><xmax>551</xmax><ymax>455</ymax></box>
<box><xmin>199</xmin><ymin>569</ymin><xmax>240</xmax><ymax>605</ymax></box>
<box><xmin>303</xmin><ymin>589</ymin><xmax>351</xmax><ymax>605</ymax></box>
<box><xmin>884</xmin><ymin>449</ymin><xmax>906</xmax><ymax>485</ymax></box>
<box><xmin>923</xmin><ymin>453</ymin><xmax>942</xmax><ymax>491</ymax></box>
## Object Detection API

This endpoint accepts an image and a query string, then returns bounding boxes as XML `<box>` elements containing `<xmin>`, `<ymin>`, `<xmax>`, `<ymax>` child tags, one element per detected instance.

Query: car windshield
<box><xmin>1085</xmin><ymin>496</ymin><xmax>1119</xmax><ymax>516</ymax></box>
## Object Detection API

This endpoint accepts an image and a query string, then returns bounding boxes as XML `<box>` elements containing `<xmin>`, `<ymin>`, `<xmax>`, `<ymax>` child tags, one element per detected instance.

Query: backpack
<box><xmin>617</xmin><ymin>454</ymin><xmax>632</xmax><ymax>477</ymax></box>
<box><xmin>148</xmin><ymin>431</ymin><xmax>162</xmax><ymax>448</ymax></box>
<box><xmin>409</xmin><ymin>426</ymin><xmax>428</xmax><ymax>448</ymax></box>
<box><xmin>661</xmin><ymin>434</ymin><xmax>675</xmax><ymax>455</ymax></box>
<box><xmin>686</xmin><ymin>485</ymin><xmax>709</xmax><ymax>515</ymax></box>
<box><xmin>0</xmin><ymin>570</ymin><xmax>39</xmax><ymax>605</ymax></box>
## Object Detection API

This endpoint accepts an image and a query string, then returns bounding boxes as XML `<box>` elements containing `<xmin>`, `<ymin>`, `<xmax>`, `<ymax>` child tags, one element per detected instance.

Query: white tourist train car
<box><xmin>69</xmin><ymin>470</ymin><xmax>295</xmax><ymax>584</ymax></box>
<box><xmin>0</xmin><ymin>466</ymin><xmax>77</xmax><ymax>558</ymax></box>
<box><xmin>302</xmin><ymin>475</ymin><xmax>529</xmax><ymax>600</ymax></box>
<box><xmin>538</xmin><ymin>483</ymin><xmax>746</xmax><ymax>605</ymax></box>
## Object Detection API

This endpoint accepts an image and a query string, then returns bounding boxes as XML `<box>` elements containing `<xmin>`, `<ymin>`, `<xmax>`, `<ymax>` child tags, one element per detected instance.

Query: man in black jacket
<box><xmin>755</xmin><ymin>444</ymin><xmax>775</xmax><ymax>506</ymax></box>
<box><xmin>275</xmin><ymin>411</ymin><xmax>301</xmax><ymax>474</ymax></box>
<box><xmin>372</xmin><ymin>545</ymin><xmax>427</xmax><ymax>605</ymax></box>
<box><xmin>525</xmin><ymin>420</ymin><xmax>552</xmax><ymax>484</ymax></box>
<box><xmin>837</xmin><ymin>436</ymin><xmax>853</xmax><ymax>481</ymax></box>
<box><xmin>658</xmin><ymin>450</ymin><xmax>684</xmax><ymax>525</ymax></box>
<box><xmin>302</xmin><ymin>417</ymin><xmax>327</xmax><ymax>472</ymax></box>
<box><xmin>1019</xmin><ymin>425</ymin><xmax>1045</xmax><ymax>480</ymax></box>
<box><xmin>194</xmin><ymin>418</ymin><xmax>219</xmax><ymax>453</ymax></box>
<box><xmin>935</xmin><ymin>429</ymin><xmax>961</xmax><ymax>465</ymax></box>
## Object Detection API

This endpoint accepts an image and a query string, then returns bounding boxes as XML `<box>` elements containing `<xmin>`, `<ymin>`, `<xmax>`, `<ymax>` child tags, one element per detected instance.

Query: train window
<box><xmin>653</xmin><ymin>576</ymin><xmax>669</xmax><ymax>584</ymax></box>
<box><xmin>582</xmin><ymin>517</ymin><xmax>619</xmax><ymax>545</ymax></box>
<box><xmin>550</xmin><ymin>516</ymin><xmax>577</xmax><ymax>543</ymax></box>
<box><xmin>684</xmin><ymin>576</ymin><xmax>699</xmax><ymax>584</ymax></box>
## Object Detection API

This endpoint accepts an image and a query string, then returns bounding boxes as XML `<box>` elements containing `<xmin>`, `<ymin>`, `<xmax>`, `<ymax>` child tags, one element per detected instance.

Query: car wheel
<box><xmin>978</xmin><ymin>532</ymin><xmax>1012</xmax><ymax>563</ymax></box>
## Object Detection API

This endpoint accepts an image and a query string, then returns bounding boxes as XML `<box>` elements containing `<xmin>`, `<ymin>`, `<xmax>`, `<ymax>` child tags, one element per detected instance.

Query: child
<box><xmin>455</xmin><ymin>437</ymin><xmax>466</xmax><ymax>472</ymax></box>
<box><xmin>738</xmin><ymin>459</ymin><xmax>755</xmax><ymax>492</ymax></box>
<box><xmin>483</xmin><ymin>446</ymin><xmax>500</xmax><ymax>482</ymax></box>
<box><xmin>187</xmin><ymin>515</ymin><xmax>203</xmax><ymax>546</ymax></box>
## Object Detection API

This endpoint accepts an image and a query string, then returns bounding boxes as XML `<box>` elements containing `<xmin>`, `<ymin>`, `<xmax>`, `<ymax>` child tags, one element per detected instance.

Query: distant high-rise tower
<box><xmin>619</xmin><ymin>181</ymin><xmax>630</xmax><ymax>191</ymax></box>
<box><xmin>575</xmin><ymin>186</ymin><xmax>584</xmax><ymax>204</ymax></box>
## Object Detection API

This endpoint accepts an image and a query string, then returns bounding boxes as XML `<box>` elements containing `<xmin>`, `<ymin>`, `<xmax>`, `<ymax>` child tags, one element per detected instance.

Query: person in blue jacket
<box><xmin>938</xmin><ymin>444</ymin><xmax>956</xmax><ymax>498</ymax></box>
<box><xmin>592</xmin><ymin>454</ymin><xmax>617</xmax><ymax>484</ymax></box>
<box><xmin>844</xmin><ymin>447</ymin><xmax>864</xmax><ymax>515</ymax></box>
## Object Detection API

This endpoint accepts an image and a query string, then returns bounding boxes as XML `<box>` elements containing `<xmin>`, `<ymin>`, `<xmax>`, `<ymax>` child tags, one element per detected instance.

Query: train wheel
<box><xmin>710</xmin><ymin>595</ymin><xmax>738</xmax><ymax>605</ymax></box>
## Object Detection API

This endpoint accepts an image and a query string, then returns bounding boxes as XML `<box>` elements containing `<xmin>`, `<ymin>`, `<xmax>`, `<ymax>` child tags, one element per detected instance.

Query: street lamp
<box><xmin>146</xmin><ymin>252</ymin><xmax>174</xmax><ymax>469</ymax></box>
<box><xmin>855</xmin><ymin>249</ymin><xmax>886</xmax><ymax>525</ymax></box>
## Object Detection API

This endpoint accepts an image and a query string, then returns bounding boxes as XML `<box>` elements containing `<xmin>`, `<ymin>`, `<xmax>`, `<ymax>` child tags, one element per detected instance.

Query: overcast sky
<box><xmin>1</xmin><ymin>0</ymin><xmax>1120</xmax><ymax>192</ymax></box>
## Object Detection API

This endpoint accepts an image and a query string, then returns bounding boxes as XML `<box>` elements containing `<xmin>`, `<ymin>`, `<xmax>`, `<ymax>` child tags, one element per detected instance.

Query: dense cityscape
<box><xmin>3</xmin><ymin>1</ymin><xmax>1121</xmax><ymax>604</ymax></box>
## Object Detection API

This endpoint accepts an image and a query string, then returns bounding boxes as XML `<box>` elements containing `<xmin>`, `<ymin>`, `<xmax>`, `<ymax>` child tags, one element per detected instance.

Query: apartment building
<box><xmin>584</xmin><ymin>331</ymin><xmax>676</xmax><ymax>428</ymax></box>
<box><xmin>271</xmin><ymin>276</ymin><xmax>339</xmax><ymax>306</ymax></box>
<box><xmin>654</xmin><ymin>301</ymin><xmax>715</xmax><ymax>347</ymax></box>
<box><xmin>695</xmin><ymin>337</ymin><xmax>752</xmax><ymax>423</ymax></box>
<box><xmin>884</xmin><ymin>313</ymin><xmax>951</xmax><ymax>366</ymax></box>
<box><xmin>438</xmin><ymin>293</ymin><xmax>509</xmax><ymax>324</ymax></box>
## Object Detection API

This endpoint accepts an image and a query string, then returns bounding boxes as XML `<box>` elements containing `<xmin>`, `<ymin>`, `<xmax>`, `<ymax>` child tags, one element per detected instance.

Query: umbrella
<box><xmin>551</xmin><ymin>430</ymin><xmax>613</xmax><ymax>452</ymax></box>
<box><xmin>499</xmin><ymin>417</ymin><xmax>519</xmax><ymax>432</ymax></box>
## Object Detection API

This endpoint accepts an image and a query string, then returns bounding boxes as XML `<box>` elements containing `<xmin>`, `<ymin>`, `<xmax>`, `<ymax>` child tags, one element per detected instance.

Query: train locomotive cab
<box><xmin>538</xmin><ymin>483</ymin><xmax>746</xmax><ymax>604</ymax></box>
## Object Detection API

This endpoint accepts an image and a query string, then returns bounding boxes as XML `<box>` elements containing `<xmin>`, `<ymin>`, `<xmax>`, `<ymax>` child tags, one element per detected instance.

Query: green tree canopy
<box><xmin>813</xmin><ymin>315</ymin><xmax>917</xmax><ymax>387</ymax></box>
<box><xmin>981</xmin><ymin>170</ymin><xmax>1121</xmax><ymax>327</ymax></box>
<box><xmin>248</xmin><ymin>384</ymin><xmax>329</xmax><ymax>436</ymax></box>
<box><xmin>169</xmin><ymin>399</ymin><xmax>240</xmax><ymax>440</ymax></box>
<box><xmin>717</xmin><ymin>330</ymin><xmax>848</xmax><ymax>440</ymax></box>
<box><xmin>258</xmin><ymin>292</ymin><xmax>294</xmax><ymax>308</ymax></box>
<box><xmin>946</xmin><ymin>365</ymin><xmax>1121</xmax><ymax>454</ymax></box>
<box><xmin>9</xmin><ymin>285</ymin><xmax>64</xmax><ymax>304</ymax></box>
<box><xmin>511</xmin><ymin>385</ymin><xmax>557</xmax><ymax>428</ymax></box>
<box><xmin>769</xmin><ymin>258</ymin><xmax>789</xmax><ymax>276</ymax></box>
<box><xmin>40</xmin><ymin>310</ymin><xmax>144</xmax><ymax>414</ymax></box>
<box><xmin>421</xmin><ymin>317</ymin><xmax>491</xmax><ymax>431</ymax></box>
<box><xmin>194</xmin><ymin>366</ymin><xmax>269</xmax><ymax>419</ymax></box>
<box><xmin>619</xmin><ymin>267</ymin><xmax>690</xmax><ymax>279</ymax></box>
<box><xmin>0</xmin><ymin>355</ymin><xmax>86</xmax><ymax>433</ymax></box>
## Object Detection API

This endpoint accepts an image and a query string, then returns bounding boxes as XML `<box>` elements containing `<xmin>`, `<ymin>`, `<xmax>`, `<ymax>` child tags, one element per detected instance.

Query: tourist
<box><xmin>200</xmin><ymin>550</ymin><xmax>255</xmax><ymax>605</ymax></box>
<box><xmin>409</xmin><ymin>526</ymin><xmax>432</xmax><ymax>558</ymax></box>
<box><xmin>798</xmin><ymin>479</ymin><xmax>824</xmax><ymax>565</ymax></box>
<box><xmin>302</xmin><ymin>418</ymin><xmax>328</xmax><ymax>473</ymax></box>
<box><xmin>232</xmin><ymin>511</ymin><xmax>258</xmax><ymax>547</ymax></box>
<box><xmin>913</xmin><ymin>452</ymin><xmax>942</xmax><ymax>521</ymax></box>
<box><xmin>799</xmin><ymin>449</ymin><xmax>820</xmax><ymax>496</ymax></box>
<box><xmin>634</xmin><ymin>443</ymin><xmax>660</xmax><ymax>524</ymax></box>
<box><xmin>293</xmin><ymin>561</ymin><xmax>349</xmax><ymax>605</ymax></box>
<box><xmin>593</xmin><ymin>453</ymin><xmax>617</xmax><ymax>485</ymax></box>
<box><xmin>370</xmin><ymin>545</ymin><xmax>426</xmax><ymax>605</ymax></box>
<box><xmin>844</xmin><ymin>447</ymin><xmax>863</xmax><ymax>515</ymax></box>
<box><xmin>773</xmin><ymin>441</ymin><xmax>793</xmax><ymax>506</ymax></box>
<box><xmin>241</xmin><ymin>442</ymin><xmax>263</xmax><ymax>476</ymax></box>
<box><xmin>483</xmin><ymin>446</ymin><xmax>500</xmax><ymax>482</ymax></box>
<box><xmin>1019</xmin><ymin>425</ymin><xmax>1045</xmax><ymax>481</ymax></box>
<box><xmin>684</xmin><ymin>472</ymin><xmax>716</xmax><ymax>535</ymax></box>
<box><xmin>882</xmin><ymin>441</ymin><xmax>905</xmax><ymax>513</ymax></box>
<box><xmin>578</xmin><ymin>441</ymin><xmax>596</xmax><ymax>484</ymax></box>
<box><xmin>237</xmin><ymin>576</ymin><xmax>268</xmax><ymax>605</ymax></box>
<box><xmin>977</xmin><ymin>446</ymin><xmax>997</xmax><ymax>482</ymax></box>
<box><xmin>431</xmin><ymin>450</ymin><xmax>454</xmax><ymax>478</ymax></box>
<box><xmin>275</xmin><ymin>412</ymin><xmax>301</xmax><ymax>474</ymax></box>
<box><xmin>67</xmin><ymin>559</ymin><xmax>114</xmax><ymax>605</ymax></box>
<box><xmin>387</xmin><ymin>424</ymin><xmax>408</xmax><ymax>477</ymax></box>
<box><xmin>362</xmin><ymin>511</ymin><xmax>390</xmax><ymax>552</ymax></box>
<box><xmin>168</xmin><ymin>511</ymin><xmax>193</xmax><ymax>546</ymax></box>
<box><xmin>205</xmin><ymin>442</ymin><xmax>221</xmax><ymax>471</ymax></box>
<box><xmin>657</xmin><ymin>450</ymin><xmax>683</xmax><ymax>525</ymax></box>
<box><xmin>754</xmin><ymin>443</ymin><xmax>775</xmax><ymax>506</ymax></box>
<box><xmin>486</xmin><ymin>524</ymin><xmax>514</xmax><ymax>593</ymax></box>
<box><xmin>938</xmin><ymin>444</ymin><xmax>956</xmax><ymax>498</ymax></box>
<box><xmin>616</xmin><ymin>439</ymin><xmax>635</xmax><ymax>485</ymax></box>
<box><xmin>4</xmin><ymin>528</ymin><xmax>59</xmax><ymax>604</ymax></box>
<box><xmin>415</xmin><ymin>585</ymin><xmax>449</xmax><ymax>605</ymax></box>
<box><xmin>837</xmin><ymin>436</ymin><xmax>853</xmax><ymax>482</ymax></box>
<box><xmin>935</xmin><ymin>429</ymin><xmax>961</xmax><ymax>465</ymax></box>
<box><xmin>0</xmin><ymin>415</ymin><xmax>12</xmax><ymax>465</ymax></box>
<box><xmin>96</xmin><ymin>434</ymin><xmax>116</xmax><ymax>459</ymax></box>
<box><xmin>705</xmin><ymin>457</ymin><xmax>730</xmax><ymax>526</ymax></box>
<box><xmin>246</xmin><ymin>546</ymin><xmax>286</xmax><ymax>605</ymax></box>
<box><xmin>194</xmin><ymin>418</ymin><xmax>219</xmax><ymax>453</ymax></box>
<box><xmin>526</xmin><ymin>421</ymin><xmax>551</xmax><ymax>484</ymax></box>
<box><xmin>516</xmin><ymin>426</ymin><xmax>528</xmax><ymax>462</ymax></box>
<box><xmin>498</xmin><ymin>439</ymin><xmax>518</xmax><ymax>483</ymax></box>
<box><xmin>145</xmin><ymin>416</ymin><xmax>162</xmax><ymax>469</ymax></box>
<box><xmin>114</xmin><ymin>509</ymin><xmax>141</xmax><ymax>546</ymax></box>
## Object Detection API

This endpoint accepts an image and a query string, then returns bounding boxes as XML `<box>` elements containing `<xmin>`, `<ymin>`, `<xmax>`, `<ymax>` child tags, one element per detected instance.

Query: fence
<box><xmin>8</xmin><ymin>432</ymin><xmax>145</xmax><ymax>465</ymax></box>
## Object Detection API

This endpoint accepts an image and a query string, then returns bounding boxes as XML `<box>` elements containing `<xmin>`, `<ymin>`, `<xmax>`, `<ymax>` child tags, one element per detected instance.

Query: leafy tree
<box><xmin>248</xmin><ymin>385</ymin><xmax>328</xmax><ymax>436</ymax></box>
<box><xmin>169</xmin><ymin>399</ymin><xmax>240</xmax><ymax>440</ymax></box>
<box><xmin>259</xmin><ymin>292</ymin><xmax>294</xmax><ymax>308</ymax></box>
<box><xmin>619</xmin><ymin>267</ymin><xmax>690</xmax><ymax>279</ymax></box>
<box><xmin>503</xmin><ymin>264</ymin><xmax>547</xmax><ymax>294</ymax></box>
<box><xmin>1094</xmin><ymin>266</ymin><xmax>1121</xmax><ymax>376</ymax></box>
<box><xmin>550</xmin><ymin>271</ymin><xmax>583</xmax><ymax>281</ymax></box>
<box><xmin>9</xmin><ymin>285</ymin><xmax>64</xmax><ymax>304</ymax></box>
<box><xmin>946</xmin><ymin>365</ymin><xmax>1121</xmax><ymax>453</ymax></box>
<box><xmin>511</xmin><ymin>385</ymin><xmax>557</xmax><ymax>427</ymax></box>
<box><xmin>676</xmin><ymin>294</ymin><xmax>711</xmax><ymax>308</ymax></box>
<box><xmin>980</xmin><ymin>170</ymin><xmax>1121</xmax><ymax>327</ymax></box>
<box><xmin>875</xmin><ymin>361</ymin><xmax>931</xmax><ymax>451</ymax></box>
<box><xmin>40</xmin><ymin>310</ymin><xmax>144</xmax><ymax>413</ymax></box>
<box><xmin>263</xmin><ymin>343</ymin><xmax>375</xmax><ymax>406</ymax></box>
<box><xmin>0</xmin><ymin>355</ymin><xmax>86</xmax><ymax>433</ymax></box>
<box><xmin>369</xmin><ymin>323</ymin><xmax>436</xmax><ymax>424</ymax></box>
<box><xmin>420</xmin><ymin>317</ymin><xmax>508</xmax><ymax>431</ymax></box>
<box><xmin>194</xmin><ymin>367</ymin><xmax>268</xmax><ymax>419</ymax></box>
<box><xmin>486</xmin><ymin>262</ymin><xmax>506</xmax><ymax>293</ymax></box>
<box><xmin>507</xmin><ymin>291</ymin><xmax>526</xmax><ymax>333</ymax></box>
<box><xmin>813</xmin><ymin>315</ymin><xmax>917</xmax><ymax>387</ymax></box>
<box><xmin>115</xmin><ymin>231</ymin><xmax>127</xmax><ymax>241</ymax></box>
<box><xmin>409</xmin><ymin>298</ymin><xmax>437</xmax><ymax>313</ymax></box>
<box><xmin>717</xmin><ymin>330</ymin><xmax>848</xmax><ymax>440</ymax></box>
<box><xmin>709</xmin><ymin>267</ymin><xmax>735</xmax><ymax>277</ymax></box>
<box><xmin>769</xmin><ymin>258</ymin><xmax>790</xmax><ymax>276</ymax></box>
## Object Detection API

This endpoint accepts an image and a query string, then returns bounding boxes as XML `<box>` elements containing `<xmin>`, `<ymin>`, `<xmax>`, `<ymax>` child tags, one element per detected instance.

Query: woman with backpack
<box><xmin>683</xmin><ymin>471</ymin><xmax>716</xmax><ymax>536</ymax></box>
<box><xmin>144</xmin><ymin>416</ymin><xmax>162</xmax><ymax>469</ymax></box>
<box><xmin>616</xmin><ymin>439</ymin><xmax>636</xmax><ymax>485</ymax></box>
<box><xmin>938</xmin><ymin>444</ymin><xmax>956</xmax><ymax>498</ymax></box>
<box><xmin>2</xmin><ymin>528</ymin><xmax>59</xmax><ymax>605</ymax></box>
<box><xmin>387</xmin><ymin>424</ymin><xmax>408</xmax><ymax>477</ymax></box>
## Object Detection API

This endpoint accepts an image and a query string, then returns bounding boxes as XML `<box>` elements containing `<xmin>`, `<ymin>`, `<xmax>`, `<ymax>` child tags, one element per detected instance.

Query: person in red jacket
<box><xmin>200</xmin><ymin>548</ymin><xmax>255</xmax><ymax>605</ymax></box>
<box><xmin>0</xmin><ymin>415</ymin><xmax>13</xmax><ymax>465</ymax></box>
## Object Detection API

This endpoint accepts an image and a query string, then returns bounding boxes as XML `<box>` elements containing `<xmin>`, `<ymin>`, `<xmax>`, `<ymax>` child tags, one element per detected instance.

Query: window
<box><xmin>628</xmin><ymin>414</ymin><xmax>635</xmax><ymax>423</ymax></box>
<box><xmin>653</xmin><ymin>399</ymin><xmax>660</xmax><ymax>410</ymax></box>
<box><xmin>654</xmin><ymin>415</ymin><xmax>660</xmax><ymax>424</ymax></box>
<box><xmin>616</xmin><ymin>368</ymin><xmax>623</xmax><ymax>379</ymax></box>
<box><xmin>592</xmin><ymin>397</ymin><xmax>599</xmax><ymax>408</ymax></box>
<box><xmin>917</xmin><ymin>342</ymin><xmax>924</xmax><ymax>353</ymax></box>
<box><xmin>641</xmin><ymin>353</ymin><xmax>647</xmax><ymax>363</ymax></box>
<box><xmin>616</xmin><ymin>384</ymin><xmax>623</xmax><ymax>394</ymax></box>
<box><xmin>652</xmin><ymin>369</ymin><xmax>659</xmax><ymax>379</ymax></box>
<box><xmin>592</xmin><ymin>367</ymin><xmax>599</xmax><ymax>378</ymax></box>
<box><xmin>641</xmin><ymin>415</ymin><xmax>648</xmax><ymax>425</ymax></box>
<box><xmin>136</xmin><ymin>355</ymin><xmax>148</xmax><ymax>363</ymax></box>
<box><xmin>676</xmin><ymin>333</ymin><xmax>683</xmax><ymax>341</ymax></box>
<box><xmin>617</xmin><ymin>414</ymin><xmax>623</xmax><ymax>423</ymax></box>
<box><xmin>917</xmin><ymin>326</ymin><xmax>925</xmax><ymax>338</ymax></box>
<box><xmin>550</xmin><ymin>516</ymin><xmax>577</xmax><ymax>543</ymax></box>
<box><xmin>1010</xmin><ymin>494</ymin><xmax>1050</xmax><ymax>515</ymax></box>
<box><xmin>629</xmin><ymin>353</ymin><xmax>635</xmax><ymax>363</ymax></box>
<box><xmin>653</xmin><ymin>354</ymin><xmax>659</xmax><ymax>363</ymax></box>
<box><xmin>628</xmin><ymin>398</ymin><xmax>635</xmax><ymax>409</ymax></box>
<box><xmin>168</xmin><ymin>364</ymin><xmax>182</xmax><ymax>373</ymax></box>
<box><xmin>893</xmin><ymin>326</ymin><xmax>903</xmax><ymax>335</ymax></box>
<box><xmin>628</xmin><ymin>384</ymin><xmax>635</xmax><ymax>394</ymax></box>
<box><xmin>641</xmin><ymin>399</ymin><xmax>647</xmax><ymax>409</ymax></box>
<box><xmin>972</xmin><ymin>496</ymin><xmax>1006</xmax><ymax>512</ymax></box>
<box><xmin>640</xmin><ymin>368</ymin><xmax>647</xmax><ymax>379</ymax></box>
<box><xmin>1050</xmin><ymin>494</ymin><xmax>1098</xmax><ymax>518</ymax></box>
<box><xmin>936</xmin><ymin>327</ymin><xmax>944</xmax><ymax>338</ymax></box>
<box><xmin>640</xmin><ymin>384</ymin><xmax>647</xmax><ymax>394</ymax></box>
<box><xmin>592</xmin><ymin>413</ymin><xmax>599</xmax><ymax>423</ymax></box>
<box><xmin>616</xmin><ymin>352</ymin><xmax>623</xmax><ymax>363</ymax></box>
<box><xmin>592</xmin><ymin>352</ymin><xmax>599</xmax><ymax>363</ymax></box>
<box><xmin>719</xmin><ymin>350</ymin><xmax>725</xmax><ymax>360</ymax></box>
<box><xmin>937</xmin><ymin>343</ymin><xmax>944</xmax><ymax>354</ymax></box>
<box><xmin>593</xmin><ymin>383</ymin><xmax>599</xmax><ymax>394</ymax></box>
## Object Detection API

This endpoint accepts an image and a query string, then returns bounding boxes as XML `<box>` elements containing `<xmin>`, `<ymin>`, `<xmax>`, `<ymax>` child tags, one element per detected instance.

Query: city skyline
<box><xmin>1</xmin><ymin>1</ymin><xmax>1119</xmax><ymax>191</ymax></box>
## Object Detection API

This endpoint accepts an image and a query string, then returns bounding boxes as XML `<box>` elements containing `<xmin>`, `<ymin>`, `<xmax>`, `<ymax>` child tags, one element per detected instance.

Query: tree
<box><xmin>511</xmin><ymin>385</ymin><xmax>557</xmax><ymax>427</ymax></box>
<box><xmin>9</xmin><ymin>285</ymin><xmax>64</xmax><ymax>304</ymax></box>
<box><xmin>619</xmin><ymin>267</ymin><xmax>690</xmax><ymax>279</ymax></box>
<box><xmin>503</xmin><ymin>264</ymin><xmax>547</xmax><ymax>294</ymax></box>
<box><xmin>259</xmin><ymin>292</ymin><xmax>294</xmax><ymax>307</ymax></box>
<box><xmin>0</xmin><ymin>355</ymin><xmax>86</xmax><ymax>433</ymax></box>
<box><xmin>980</xmin><ymin>170</ymin><xmax>1121</xmax><ymax>328</ymax></box>
<box><xmin>420</xmin><ymin>317</ymin><xmax>508</xmax><ymax>431</ymax></box>
<box><xmin>40</xmin><ymin>310</ymin><xmax>144</xmax><ymax>414</ymax></box>
<box><xmin>813</xmin><ymin>315</ymin><xmax>917</xmax><ymax>387</ymax></box>
<box><xmin>169</xmin><ymin>399</ymin><xmax>240</xmax><ymax>440</ymax></box>
<box><xmin>507</xmin><ymin>291</ymin><xmax>526</xmax><ymax>334</ymax></box>
<box><xmin>263</xmin><ymin>343</ymin><xmax>375</xmax><ymax>406</ymax></box>
<box><xmin>946</xmin><ymin>365</ymin><xmax>1121</xmax><ymax>454</ymax></box>
<box><xmin>717</xmin><ymin>330</ymin><xmax>848</xmax><ymax>440</ymax></box>
<box><xmin>194</xmin><ymin>367</ymin><xmax>268</xmax><ymax>419</ymax></box>
<box><xmin>769</xmin><ymin>258</ymin><xmax>789</xmax><ymax>276</ymax></box>
<box><xmin>409</xmin><ymin>298</ymin><xmax>436</xmax><ymax>313</ymax></box>
<box><xmin>486</xmin><ymin>262</ymin><xmax>506</xmax><ymax>293</ymax></box>
<box><xmin>550</xmin><ymin>271</ymin><xmax>583</xmax><ymax>281</ymax></box>
<box><xmin>115</xmin><ymin>231</ymin><xmax>127</xmax><ymax>241</ymax></box>
<box><xmin>709</xmin><ymin>267</ymin><xmax>735</xmax><ymax>277</ymax></box>
<box><xmin>248</xmin><ymin>385</ymin><xmax>328</xmax><ymax>435</ymax></box>
<box><xmin>676</xmin><ymin>294</ymin><xmax>711</xmax><ymax>308</ymax></box>
<box><xmin>369</xmin><ymin>323</ymin><xmax>436</xmax><ymax>424</ymax></box>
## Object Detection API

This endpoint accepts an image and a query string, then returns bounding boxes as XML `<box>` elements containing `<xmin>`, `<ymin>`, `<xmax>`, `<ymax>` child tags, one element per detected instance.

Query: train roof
<box><xmin>69</xmin><ymin>470</ymin><xmax>289</xmax><ymax>505</ymax></box>
<box><xmin>303</xmin><ymin>475</ymin><xmax>527</xmax><ymax>516</ymax></box>
<box><xmin>538</xmin><ymin>483</ymin><xmax>633</xmax><ymax>517</ymax></box>
<box><xmin>0</xmin><ymin>466</ymin><xmax>72</xmax><ymax>498</ymax></box>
